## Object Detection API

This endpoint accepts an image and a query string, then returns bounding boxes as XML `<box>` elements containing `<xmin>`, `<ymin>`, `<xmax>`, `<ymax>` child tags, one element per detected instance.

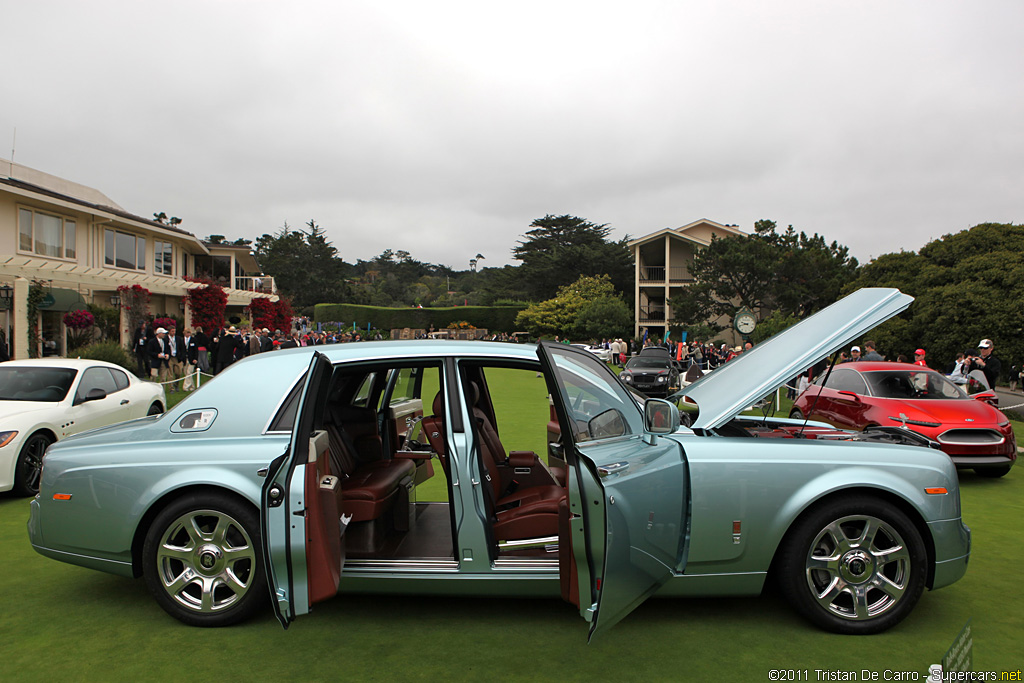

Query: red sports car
<box><xmin>791</xmin><ymin>361</ymin><xmax>1016</xmax><ymax>477</ymax></box>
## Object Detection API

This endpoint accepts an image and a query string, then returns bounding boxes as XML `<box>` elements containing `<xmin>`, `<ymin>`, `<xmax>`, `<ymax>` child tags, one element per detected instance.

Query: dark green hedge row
<box><xmin>313</xmin><ymin>304</ymin><xmax>527</xmax><ymax>332</ymax></box>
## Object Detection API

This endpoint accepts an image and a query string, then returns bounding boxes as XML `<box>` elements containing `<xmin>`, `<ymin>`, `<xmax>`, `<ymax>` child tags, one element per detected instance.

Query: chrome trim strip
<box><xmin>344</xmin><ymin>559</ymin><xmax>460</xmax><ymax>571</ymax></box>
<box><xmin>937</xmin><ymin>429</ymin><xmax>1004</xmax><ymax>446</ymax></box>
<box><xmin>497</xmin><ymin>535</ymin><xmax>558</xmax><ymax>550</ymax></box>
<box><xmin>492</xmin><ymin>558</ymin><xmax>559</xmax><ymax>570</ymax></box>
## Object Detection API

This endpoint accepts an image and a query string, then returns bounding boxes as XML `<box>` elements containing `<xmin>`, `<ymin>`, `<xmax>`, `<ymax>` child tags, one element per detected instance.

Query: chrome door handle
<box><xmin>598</xmin><ymin>461</ymin><xmax>630</xmax><ymax>477</ymax></box>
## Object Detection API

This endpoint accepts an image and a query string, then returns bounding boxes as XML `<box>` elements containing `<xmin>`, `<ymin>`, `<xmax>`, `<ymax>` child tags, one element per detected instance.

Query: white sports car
<box><xmin>0</xmin><ymin>358</ymin><xmax>166</xmax><ymax>496</ymax></box>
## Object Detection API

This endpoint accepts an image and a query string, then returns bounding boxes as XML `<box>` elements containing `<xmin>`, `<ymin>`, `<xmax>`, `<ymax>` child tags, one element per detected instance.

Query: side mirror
<box><xmin>973</xmin><ymin>392</ymin><xmax>998</xmax><ymax>408</ymax></box>
<box><xmin>645</xmin><ymin>398</ymin><xmax>681</xmax><ymax>434</ymax></box>
<box><xmin>76</xmin><ymin>387</ymin><xmax>107</xmax><ymax>405</ymax></box>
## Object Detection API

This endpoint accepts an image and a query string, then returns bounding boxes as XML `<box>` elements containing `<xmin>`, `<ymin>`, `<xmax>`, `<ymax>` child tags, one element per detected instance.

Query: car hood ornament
<box><xmin>679</xmin><ymin>288</ymin><xmax>914</xmax><ymax>431</ymax></box>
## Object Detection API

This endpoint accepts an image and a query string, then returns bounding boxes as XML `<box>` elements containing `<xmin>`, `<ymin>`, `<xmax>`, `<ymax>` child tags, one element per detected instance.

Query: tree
<box><xmin>515</xmin><ymin>274</ymin><xmax>621</xmax><ymax>339</ymax></box>
<box><xmin>512</xmin><ymin>215</ymin><xmax>633</xmax><ymax>301</ymax></box>
<box><xmin>571</xmin><ymin>296</ymin><xmax>633</xmax><ymax>341</ymax></box>
<box><xmin>844</xmin><ymin>223</ymin><xmax>1024</xmax><ymax>376</ymax></box>
<box><xmin>254</xmin><ymin>220</ymin><xmax>350</xmax><ymax>310</ymax></box>
<box><xmin>669</xmin><ymin>219</ymin><xmax>858</xmax><ymax>336</ymax></box>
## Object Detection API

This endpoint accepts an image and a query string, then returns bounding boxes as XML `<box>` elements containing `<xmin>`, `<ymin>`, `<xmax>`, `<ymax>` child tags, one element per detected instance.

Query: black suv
<box><xmin>619</xmin><ymin>347</ymin><xmax>682</xmax><ymax>398</ymax></box>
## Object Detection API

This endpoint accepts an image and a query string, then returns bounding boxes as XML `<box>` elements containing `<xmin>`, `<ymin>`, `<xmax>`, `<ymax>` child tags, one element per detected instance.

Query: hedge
<box><xmin>313</xmin><ymin>304</ymin><xmax>527</xmax><ymax>333</ymax></box>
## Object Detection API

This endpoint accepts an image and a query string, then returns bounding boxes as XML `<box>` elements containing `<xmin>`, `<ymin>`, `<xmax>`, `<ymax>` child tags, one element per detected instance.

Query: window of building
<box><xmin>105</xmin><ymin>229</ymin><xmax>147</xmax><ymax>271</ymax></box>
<box><xmin>155</xmin><ymin>240</ymin><xmax>173</xmax><ymax>276</ymax></box>
<box><xmin>17</xmin><ymin>207</ymin><xmax>77</xmax><ymax>259</ymax></box>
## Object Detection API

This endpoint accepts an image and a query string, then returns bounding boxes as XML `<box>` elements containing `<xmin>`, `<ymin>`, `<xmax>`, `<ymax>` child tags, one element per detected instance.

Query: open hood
<box><xmin>681</xmin><ymin>288</ymin><xmax>914</xmax><ymax>430</ymax></box>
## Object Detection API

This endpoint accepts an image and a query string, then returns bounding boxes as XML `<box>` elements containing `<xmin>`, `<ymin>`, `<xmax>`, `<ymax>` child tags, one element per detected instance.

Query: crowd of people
<box><xmin>129</xmin><ymin>320</ymin><xmax>385</xmax><ymax>391</ymax></box>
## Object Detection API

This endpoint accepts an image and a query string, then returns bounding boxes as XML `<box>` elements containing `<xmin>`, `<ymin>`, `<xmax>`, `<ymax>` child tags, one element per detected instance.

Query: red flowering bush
<box><xmin>64</xmin><ymin>309</ymin><xmax>97</xmax><ymax>351</ymax></box>
<box><xmin>153</xmin><ymin>316</ymin><xmax>177</xmax><ymax>331</ymax></box>
<box><xmin>248</xmin><ymin>298</ymin><xmax>275</xmax><ymax>331</ymax></box>
<box><xmin>117</xmin><ymin>284</ymin><xmax>151</xmax><ymax>346</ymax></box>
<box><xmin>63</xmin><ymin>310</ymin><xmax>95</xmax><ymax>330</ymax></box>
<box><xmin>271</xmin><ymin>298</ymin><xmax>294</xmax><ymax>333</ymax></box>
<box><xmin>185</xmin><ymin>282</ymin><xmax>227</xmax><ymax>332</ymax></box>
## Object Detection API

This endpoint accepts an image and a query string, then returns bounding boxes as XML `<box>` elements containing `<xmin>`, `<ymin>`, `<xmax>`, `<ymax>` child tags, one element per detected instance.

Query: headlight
<box><xmin>0</xmin><ymin>431</ymin><xmax>19</xmax><ymax>448</ymax></box>
<box><xmin>656</xmin><ymin>376</ymin><xmax>666</xmax><ymax>383</ymax></box>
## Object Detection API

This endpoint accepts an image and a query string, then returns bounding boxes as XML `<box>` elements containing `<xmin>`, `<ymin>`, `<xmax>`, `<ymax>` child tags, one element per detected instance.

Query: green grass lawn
<box><xmin>5</xmin><ymin>378</ymin><xmax>1020</xmax><ymax>681</ymax></box>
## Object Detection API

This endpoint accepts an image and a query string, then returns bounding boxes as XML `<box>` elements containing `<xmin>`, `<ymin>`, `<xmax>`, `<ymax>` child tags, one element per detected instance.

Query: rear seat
<box><xmin>325</xmin><ymin>406</ymin><xmax>415</xmax><ymax>522</ymax></box>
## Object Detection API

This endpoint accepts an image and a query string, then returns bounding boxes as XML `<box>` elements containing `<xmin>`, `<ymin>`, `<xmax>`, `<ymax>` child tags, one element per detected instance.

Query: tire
<box><xmin>13</xmin><ymin>432</ymin><xmax>53</xmax><ymax>497</ymax></box>
<box><xmin>147</xmin><ymin>402</ymin><xmax>164</xmax><ymax>416</ymax></box>
<box><xmin>777</xmin><ymin>496</ymin><xmax>926</xmax><ymax>634</ymax></box>
<box><xmin>975</xmin><ymin>465</ymin><xmax>1011</xmax><ymax>478</ymax></box>
<box><xmin>143</xmin><ymin>492</ymin><xmax>266</xmax><ymax>627</ymax></box>
<box><xmin>789</xmin><ymin>408</ymin><xmax>804</xmax><ymax>420</ymax></box>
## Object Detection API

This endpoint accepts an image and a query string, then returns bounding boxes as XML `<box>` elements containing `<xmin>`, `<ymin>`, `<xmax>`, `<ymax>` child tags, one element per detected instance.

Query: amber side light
<box><xmin>53</xmin><ymin>494</ymin><xmax>72</xmax><ymax>501</ymax></box>
<box><xmin>924</xmin><ymin>487</ymin><xmax>948</xmax><ymax>495</ymax></box>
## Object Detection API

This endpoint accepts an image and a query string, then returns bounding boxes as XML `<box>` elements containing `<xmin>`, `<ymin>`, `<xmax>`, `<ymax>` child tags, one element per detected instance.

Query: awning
<box><xmin>35</xmin><ymin>287</ymin><xmax>86</xmax><ymax>312</ymax></box>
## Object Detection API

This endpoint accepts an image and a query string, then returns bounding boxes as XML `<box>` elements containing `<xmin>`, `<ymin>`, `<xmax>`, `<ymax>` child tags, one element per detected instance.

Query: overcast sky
<box><xmin>3</xmin><ymin>1</ymin><xmax>1022</xmax><ymax>269</ymax></box>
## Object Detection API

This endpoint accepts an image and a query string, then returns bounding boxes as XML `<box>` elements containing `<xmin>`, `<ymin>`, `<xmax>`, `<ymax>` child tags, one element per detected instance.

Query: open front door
<box><xmin>539</xmin><ymin>342</ymin><xmax>688</xmax><ymax>641</ymax></box>
<box><xmin>261</xmin><ymin>351</ymin><xmax>342</xmax><ymax>628</ymax></box>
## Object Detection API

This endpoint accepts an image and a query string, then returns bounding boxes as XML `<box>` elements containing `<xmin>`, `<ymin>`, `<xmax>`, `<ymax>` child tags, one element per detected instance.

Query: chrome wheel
<box><xmin>154</xmin><ymin>508</ymin><xmax>257</xmax><ymax>615</ymax></box>
<box><xmin>804</xmin><ymin>515</ymin><xmax>910</xmax><ymax>621</ymax></box>
<box><xmin>778</xmin><ymin>497</ymin><xmax>926</xmax><ymax>633</ymax></box>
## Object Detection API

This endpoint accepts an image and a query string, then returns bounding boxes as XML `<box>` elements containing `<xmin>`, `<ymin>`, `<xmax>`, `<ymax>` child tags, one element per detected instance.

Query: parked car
<box><xmin>1</xmin><ymin>359</ymin><xmax>166</xmax><ymax>496</ymax></box>
<box><xmin>29</xmin><ymin>289</ymin><xmax>969</xmax><ymax>638</ymax></box>
<box><xmin>791</xmin><ymin>361</ymin><xmax>1016</xmax><ymax>477</ymax></box>
<box><xmin>571</xmin><ymin>344</ymin><xmax>612</xmax><ymax>363</ymax></box>
<box><xmin>619</xmin><ymin>346</ymin><xmax>681</xmax><ymax>397</ymax></box>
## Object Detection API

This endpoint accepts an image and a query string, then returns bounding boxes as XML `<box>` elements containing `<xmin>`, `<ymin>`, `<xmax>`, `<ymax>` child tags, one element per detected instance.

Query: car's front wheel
<box><xmin>14</xmin><ymin>432</ymin><xmax>53</xmax><ymax>497</ymax></box>
<box><xmin>143</xmin><ymin>493</ymin><xmax>266</xmax><ymax>627</ymax></box>
<box><xmin>777</xmin><ymin>496</ymin><xmax>926</xmax><ymax>634</ymax></box>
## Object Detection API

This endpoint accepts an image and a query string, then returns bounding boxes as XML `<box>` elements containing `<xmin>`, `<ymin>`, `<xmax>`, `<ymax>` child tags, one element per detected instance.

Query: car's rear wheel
<box><xmin>789</xmin><ymin>408</ymin><xmax>804</xmax><ymax>420</ymax></box>
<box><xmin>14</xmin><ymin>432</ymin><xmax>53</xmax><ymax>497</ymax></box>
<box><xmin>777</xmin><ymin>496</ymin><xmax>926</xmax><ymax>634</ymax></box>
<box><xmin>975</xmin><ymin>465</ymin><xmax>1011</xmax><ymax>478</ymax></box>
<box><xmin>147</xmin><ymin>402</ymin><xmax>164</xmax><ymax>416</ymax></box>
<box><xmin>143</xmin><ymin>493</ymin><xmax>266</xmax><ymax>626</ymax></box>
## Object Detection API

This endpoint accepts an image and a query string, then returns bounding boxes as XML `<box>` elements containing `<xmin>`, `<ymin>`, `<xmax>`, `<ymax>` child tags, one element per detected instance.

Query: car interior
<box><xmin>282</xmin><ymin>358</ymin><xmax>570</xmax><ymax>567</ymax></box>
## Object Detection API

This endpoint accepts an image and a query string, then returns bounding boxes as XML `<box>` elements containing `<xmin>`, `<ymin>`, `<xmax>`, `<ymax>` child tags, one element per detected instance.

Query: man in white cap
<box><xmin>845</xmin><ymin>346</ymin><xmax>862</xmax><ymax>362</ymax></box>
<box><xmin>147</xmin><ymin>327</ymin><xmax>172</xmax><ymax>381</ymax></box>
<box><xmin>969</xmin><ymin>339</ymin><xmax>1001</xmax><ymax>389</ymax></box>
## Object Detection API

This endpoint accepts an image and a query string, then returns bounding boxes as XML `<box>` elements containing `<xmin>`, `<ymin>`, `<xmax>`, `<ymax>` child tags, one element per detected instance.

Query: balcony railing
<box><xmin>234</xmin><ymin>275</ymin><xmax>277</xmax><ymax>294</ymax></box>
<box><xmin>638</xmin><ymin>307</ymin><xmax>666</xmax><ymax>323</ymax></box>
<box><xmin>638</xmin><ymin>266</ymin><xmax>693</xmax><ymax>284</ymax></box>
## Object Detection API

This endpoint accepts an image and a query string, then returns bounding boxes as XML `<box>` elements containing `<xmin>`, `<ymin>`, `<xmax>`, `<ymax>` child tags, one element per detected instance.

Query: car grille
<box><xmin>937</xmin><ymin>429</ymin><xmax>1005</xmax><ymax>446</ymax></box>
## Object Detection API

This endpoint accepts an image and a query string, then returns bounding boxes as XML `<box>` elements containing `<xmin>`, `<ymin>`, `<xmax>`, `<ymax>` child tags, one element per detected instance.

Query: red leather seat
<box><xmin>326</xmin><ymin>406</ymin><xmax>416</xmax><ymax>523</ymax></box>
<box><xmin>468</xmin><ymin>383</ymin><xmax>566</xmax><ymax>541</ymax></box>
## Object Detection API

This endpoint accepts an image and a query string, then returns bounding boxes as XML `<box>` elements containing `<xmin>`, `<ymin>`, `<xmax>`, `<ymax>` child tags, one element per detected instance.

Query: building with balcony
<box><xmin>629</xmin><ymin>218</ymin><xmax>745</xmax><ymax>341</ymax></box>
<box><xmin>0</xmin><ymin>157</ymin><xmax>276</xmax><ymax>359</ymax></box>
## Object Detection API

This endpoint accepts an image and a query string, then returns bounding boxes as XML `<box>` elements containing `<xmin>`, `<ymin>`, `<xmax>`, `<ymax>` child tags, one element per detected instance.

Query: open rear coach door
<box><xmin>261</xmin><ymin>351</ymin><xmax>343</xmax><ymax>628</ymax></box>
<box><xmin>538</xmin><ymin>342</ymin><xmax>688</xmax><ymax>641</ymax></box>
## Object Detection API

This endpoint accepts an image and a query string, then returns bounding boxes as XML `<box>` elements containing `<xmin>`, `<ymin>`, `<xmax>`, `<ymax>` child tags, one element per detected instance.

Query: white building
<box><xmin>0</xmin><ymin>158</ymin><xmax>276</xmax><ymax>359</ymax></box>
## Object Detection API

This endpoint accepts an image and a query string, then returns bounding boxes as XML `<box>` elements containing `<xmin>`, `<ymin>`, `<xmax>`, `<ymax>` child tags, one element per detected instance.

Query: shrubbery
<box><xmin>75</xmin><ymin>341</ymin><xmax>137</xmax><ymax>375</ymax></box>
<box><xmin>313</xmin><ymin>303</ymin><xmax>526</xmax><ymax>332</ymax></box>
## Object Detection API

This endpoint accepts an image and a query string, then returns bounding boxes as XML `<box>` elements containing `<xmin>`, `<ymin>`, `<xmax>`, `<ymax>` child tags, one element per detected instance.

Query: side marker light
<box><xmin>53</xmin><ymin>493</ymin><xmax>72</xmax><ymax>501</ymax></box>
<box><xmin>924</xmin><ymin>487</ymin><xmax>948</xmax><ymax>495</ymax></box>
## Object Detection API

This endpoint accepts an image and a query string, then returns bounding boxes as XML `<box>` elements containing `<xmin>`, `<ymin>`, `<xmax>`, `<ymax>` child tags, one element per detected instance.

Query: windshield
<box><xmin>626</xmin><ymin>358</ymin><xmax>670</xmax><ymax>369</ymax></box>
<box><xmin>0</xmin><ymin>367</ymin><xmax>78</xmax><ymax>402</ymax></box>
<box><xmin>863</xmin><ymin>369</ymin><xmax>967</xmax><ymax>400</ymax></box>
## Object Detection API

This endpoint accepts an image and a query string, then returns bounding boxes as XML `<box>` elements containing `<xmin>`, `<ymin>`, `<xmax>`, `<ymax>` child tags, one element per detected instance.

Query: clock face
<box><xmin>736</xmin><ymin>315</ymin><xmax>756</xmax><ymax>334</ymax></box>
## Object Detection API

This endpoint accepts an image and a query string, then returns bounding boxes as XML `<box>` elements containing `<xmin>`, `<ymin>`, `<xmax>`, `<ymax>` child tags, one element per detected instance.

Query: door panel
<box><xmin>262</xmin><ymin>351</ymin><xmax>335</xmax><ymax>628</ymax></box>
<box><xmin>538</xmin><ymin>342</ymin><xmax>687</xmax><ymax>640</ymax></box>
